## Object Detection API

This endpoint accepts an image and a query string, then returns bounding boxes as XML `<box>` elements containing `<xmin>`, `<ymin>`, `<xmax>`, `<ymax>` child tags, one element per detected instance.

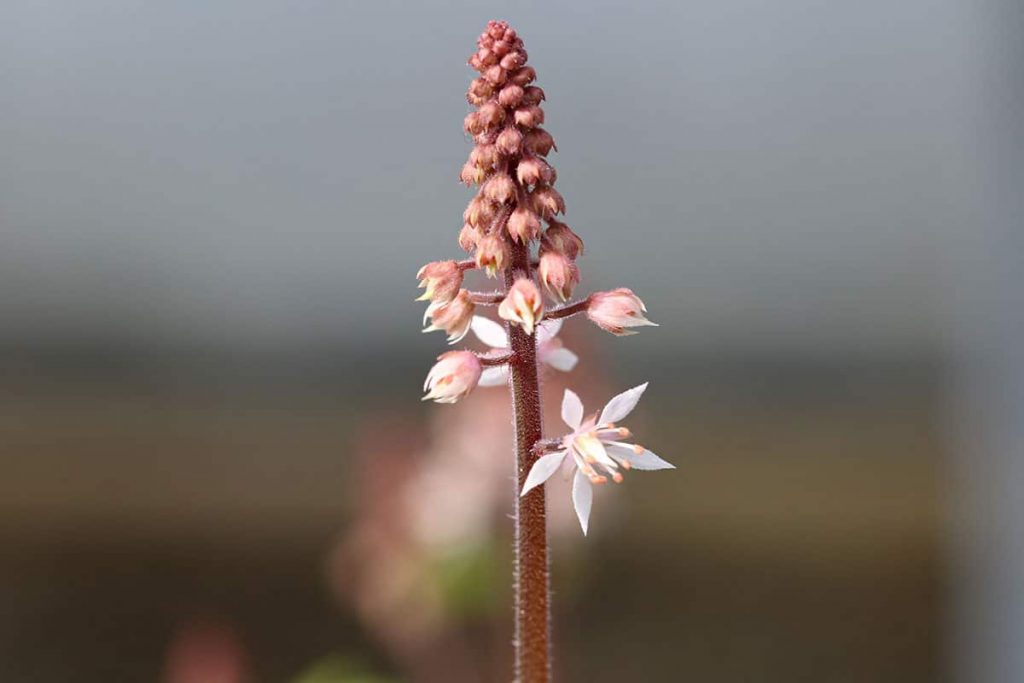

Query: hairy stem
<box><xmin>506</xmin><ymin>238</ymin><xmax>551</xmax><ymax>682</ymax></box>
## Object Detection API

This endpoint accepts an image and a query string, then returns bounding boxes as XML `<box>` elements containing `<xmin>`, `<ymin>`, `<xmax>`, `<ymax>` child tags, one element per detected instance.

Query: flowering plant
<box><xmin>416</xmin><ymin>20</ymin><xmax>672</xmax><ymax>681</ymax></box>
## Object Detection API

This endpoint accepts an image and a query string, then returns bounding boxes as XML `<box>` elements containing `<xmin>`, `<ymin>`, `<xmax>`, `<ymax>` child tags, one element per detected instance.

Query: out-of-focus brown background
<box><xmin>2</xmin><ymin>2</ymin><xmax>1021</xmax><ymax>682</ymax></box>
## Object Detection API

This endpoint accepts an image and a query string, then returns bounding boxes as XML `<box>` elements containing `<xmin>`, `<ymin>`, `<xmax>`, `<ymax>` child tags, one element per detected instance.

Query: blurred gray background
<box><xmin>1</xmin><ymin>1</ymin><xmax>1020</xmax><ymax>682</ymax></box>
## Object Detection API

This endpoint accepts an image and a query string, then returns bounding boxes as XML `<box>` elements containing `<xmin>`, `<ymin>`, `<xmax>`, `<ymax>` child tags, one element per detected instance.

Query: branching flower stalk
<box><xmin>417</xmin><ymin>20</ymin><xmax>673</xmax><ymax>682</ymax></box>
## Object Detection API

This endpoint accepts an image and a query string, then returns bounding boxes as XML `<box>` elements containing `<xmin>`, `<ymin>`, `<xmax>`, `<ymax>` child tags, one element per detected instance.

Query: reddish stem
<box><xmin>505</xmin><ymin>238</ymin><xmax>551</xmax><ymax>682</ymax></box>
<box><xmin>545</xmin><ymin>298</ymin><xmax>590</xmax><ymax>320</ymax></box>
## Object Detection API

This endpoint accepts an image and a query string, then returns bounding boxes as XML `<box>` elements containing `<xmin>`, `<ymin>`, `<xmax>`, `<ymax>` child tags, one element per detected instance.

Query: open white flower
<box><xmin>520</xmin><ymin>383</ymin><xmax>674</xmax><ymax>534</ymax></box>
<box><xmin>470</xmin><ymin>315</ymin><xmax>578</xmax><ymax>387</ymax></box>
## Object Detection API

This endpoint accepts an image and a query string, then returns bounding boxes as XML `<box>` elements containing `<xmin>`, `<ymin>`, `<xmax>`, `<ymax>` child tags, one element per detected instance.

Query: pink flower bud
<box><xmin>460</xmin><ymin>161</ymin><xmax>485</xmax><ymax>186</ymax></box>
<box><xmin>463</xmin><ymin>195</ymin><xmax>496</xmax><ymax>229</ymax></box>
<box><xmin>477</xmin><ymin>47</ymin><xmax>498</xmax><ymax>67</ymax></box>
<box><xmin>500</xmin><ymin>51</ymin><xmax>525</xmax><ymax>71</ymax></box>
<box><xmin>524</xmin><ymin>128</ymin><xmax>556</xmax><ymax>156</ymax></box>
<box><xmin>513</xmin><ymin>105</ymin><xmax>544</xmax><ymax>129</ymax></box>
<box><xmin>477</xmin><ymin>101</ymin><xmax>505</xmax><ymax>128</ymax></box>
<box><xmin>509</xmin><ymin>66</ymin><xmax>536</xmax><ymax>86</ymax></box>
<box><xmin>495</xmin><ymin>126</ymin><xmax>524</xmax><ymax>155</ymax></box>
<box><xmin>458</xmin><ymin>223</ymin><xmax>478</xmax><ymax>252</ymax></box>
<box><xmin>463</xmin><ymin>112</ymin><xmax>485</xmax><ymax>136</ymax></box>
<box><xmin>423</xmin><ymin>350</ymin><xmax>482</xmax><ymax>403</ymax></box>
<box><xmin>475</xmin><ymin>234</ymin><xmax>510</xmax><ymax>276</ymax></box>
<box><xmin>521</xmin><ymin>86</ymin><xmax>546</xmax><ymax>105</ymax></box>
<box><xmin>468</xmin><ymin>53</ymin><xmax>483</xmax><ymax>71</ymax></box>
<box><xmin>469</xmin><ymin>144</ymin><xmax>499</xmax><ymax>170</ymax></box>
<box><xmin>423</xmin><ymin>289</ymin><xmax>475</xmax><ymax>343</ymax></box>
<box><xmin>507</xmin><ymin>206</ymin><xmax>541</xmax><ymax>243</ymax></box>
<box><xmin>467</xmin><ymin>78</ymin><xmax>493</xmax><ymax>103</ymax></box>
<box><xmin>483</xmin><ymin>173</ymin><xmax>516</xmax><ymax>204</ymax></box>
<box><xmin>516</xmin><ymin>157</ymin><xmax>552</xmax><ymax>186</ymax></box>
<box><xmin>543</xmin><ymin>221</ymin><xmax>584</xmax><ymax>259</ymax></box>
<box><xmin>586</xmin><ymin>288</ymin><xmax>658</xmax><ymax>336</ymax></box>
<box><xmin>530</xmin><ymin>185</ymin><xmax>565</xmax><ymax>217</ymax></box>
<box><xmin>484</xmin><ymin>65</ymin><xmax>507</xmax><ymax>86</ymax></box>
<box><xmin>493</xmin><ymin>40</ymin><xmax>511</xmax><ymax>57</ymax></box>
<box><xmin>499</xmin><ymin>278</ymin><xmax>544</xmax><ymax>335</ymax></box>
<box><xmin>486</xmin><ymin>21</ymin><xmax>505</xmax><ymax>39</ymax></box>
<box><xmin>416</xmin><ymin>260</ymin><xmax>463</xmax><ymax>304</ymax></box>
<box><xmin>538</xmin><ymin>250</ymin><xmax>580</xmax><ymax>301</ymax></box>
<box><xmin>498</xmin><ymin>84</ymin><xmax>524</xmax><ymax>108</ymax></box>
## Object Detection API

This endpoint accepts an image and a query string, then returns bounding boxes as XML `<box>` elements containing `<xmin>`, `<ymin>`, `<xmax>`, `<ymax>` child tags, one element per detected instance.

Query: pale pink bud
<box><xmin>493</xmin><ymin>40</ymin><xmax>511</xmax><ymax>57</ymax></box>
<box><xmin>460</xmin><ymin>161</ymin><xmax>486</xmax><ymax>186</ymax></box>
<box><xmin>524</xmin><ymin>128</ymin><xmax>556</xmax><ymax>156</ymax></box>
<box><xmin>498</xmin><ymin>84</ymin><xmax>525</xmax><ymax>108</ymax></box>
<box><xmin>530</xmin><ymin>185</ymin><xmax>565</xmax><ymax>217</ymax></box>
<box><xmin>423</xmin><ymin>350</ymin><xmax>482</xmax><ymax>404</ymax></box>
<box><xmin>486</xmin><ymin>21</ymin><xmax>505</xmax><ymax>39</ymax></box>
<box><xmin>509</xmin><ymin>66</ymin><xmax>536</xmax><ymax>86</ymax></box>
<box><xmin>586</xmin><ymin>288</ymin><xmax>658</xmax><ymax>336</ymax></box>
<box><xmin>498</xmin><ymin>278</ymin><xmax>544</xmax><ymax>335</ymax></box>
<box><xmin>477</xmin><ymin>101</ymin><xmax>505</xmax><ymax>128</ymax></box>
<box><xmin>484</xmin><ymin>65</ymin><xmax>507</xmax><ymax>86</ymax></box>
<box><xmin>543</xmin><ymin>221</ymin><xmax>584</xmax><ymax>260</ymax></box>
<box><xmin>469</xmin><ymin>144</ymin><xmax>499</xmax><ymax>170</ymax></box>
<box><xmin>513</xmin><ymin>105</ymin><xmax>544</xmax><ymax>129</ymax></box>
<box><xmin>516</xmin><ymin>157</ymin><xmax>552</xmax><ymax>186</ymax></box>
<box><xmin>538</xmin><ymin>250</ymin><xmax>580</xmax><ymax>302</ymax></box>
<box><xmin>507</xmin><ymin>206</ymin><xmax>541</xmax><ymax>243</ymax></box>
<box><xmin>463</xmin><ymin>195</ymin><xmax>496</xmax><ymax>229</ymax></box>
<box><xmin>495</xmin><ymin>126</ymin><xmax>524</xmax><ymax>155</ymax></box>
<box><xmin>416</xmin><ymin>260</ymin><xmax>463</xmax><ymax>304</ymax></box>
<box><xmin>458</xmin><ymin>223</ymin><xmax>478</xmax><ymax>252</ymax></box>
<box><xmin>467</xmin><ymin>78</ymin><xmax>493</xmax><ymax>104</ymax></box>
<box><xmin>463</xmin><ymin>112</ymin><xmax>485</xmax><ymax>136</ymax></box>
<box><xmin>521</xmin><ymin>86</ymin><xmax>546</xmax><ymax>105</ymax></box>
<box><xmin>475</xmin><ymin>234</ymin><xmax>510</xmax><ymax>276</ymax></box>
<box><xmin>477</xmin><ymin>47</ymin><xmax>498</xmax><ymax>67</ymax></box>
<box><xmin>423</xmin><ymin>289</ymin><xmax>475</xmax><ymax>343</ymax></box>
<box><xmin>468</xmin><ymin>53</ymin><xmax>483</xmax><ymax>71</ymax></box>
<box><xmin>483</xmin><ymin>173</ymin><xmax>516</xmax><ymax>204</ymax></box>
<box><xmin>500</xmin><ymin>51</ymin><xmax>525</xmax><ymax>71</ymax></box>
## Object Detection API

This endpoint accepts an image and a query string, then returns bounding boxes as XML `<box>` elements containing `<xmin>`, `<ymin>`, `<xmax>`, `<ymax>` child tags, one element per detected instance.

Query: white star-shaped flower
<box><xmin>470</xmin><ymin>315</ymin><xmax>578</xmax><ymax>387</ymax></box>
<box><xmin>520</xmin><ymin>383</ymin><xmax>674</xmax><ymax>534</ymax></box>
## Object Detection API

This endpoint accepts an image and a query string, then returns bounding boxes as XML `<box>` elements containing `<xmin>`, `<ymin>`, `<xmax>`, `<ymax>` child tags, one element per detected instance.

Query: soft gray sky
<box><xmin>0</xmin><ymin>1</ymin><xmax>983</xmax><ymax>355</ymax></box>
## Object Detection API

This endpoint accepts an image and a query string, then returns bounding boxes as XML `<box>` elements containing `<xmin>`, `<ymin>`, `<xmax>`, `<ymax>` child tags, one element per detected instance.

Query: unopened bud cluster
<box><xmin>417</xmin><ymin>20</ymin><xmax>657</xmax><ymax>403</ymax></box>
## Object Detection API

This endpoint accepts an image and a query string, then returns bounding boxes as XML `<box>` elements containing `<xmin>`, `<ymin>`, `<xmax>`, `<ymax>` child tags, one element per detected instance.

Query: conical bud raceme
<box><xmin>499</xmin><ymin>277</ymin><xmax>544</xmax><ymax>335</ymax></box>
<box><xmin>423</xmin><ymin>289</ymin><xmax>475</xmax><ymax>343</ymax></box>
<box><xmin>423</xmin><ymin>350</ymin><xmax>482</xmax><ymax>403</ymax></box>
<box><xmin>538</xmin><ymin>250</ymin><xmax>579</xmax><ymax>302</ymax></box>
<box><xmin>416</xmin><ymin>260</ymin><xmax>463</xmax><ymax>304</ymax></box>
<box><xmin>586</xmin><ymin>288</ymin><xmax>658</xmax><ymax>336</ymax></box>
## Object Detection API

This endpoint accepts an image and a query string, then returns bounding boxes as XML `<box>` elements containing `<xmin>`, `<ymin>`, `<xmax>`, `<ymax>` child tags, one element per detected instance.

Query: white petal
<box><xmin>598</xmin><ymin>382</ymin><xmax>649</xmax><ymax>425</ymax></box>
<box><xmin>561</xmin><ymin>389</ymin><xmax>584</xmax><ymax>430</ymax></box>
<box><xmin>478</xmin><ymin>365</ymin><xmax>510</xmax><ymax>387</ymax></box>
<box><xmin>542</xmin><ymin>347</ymin><xmax>578</xmax><ymax>372</ymax></box>
<box><xmin>606</xmin><ymin>443</ymin><xmax>676</xmax><ymax>471</ymax></box>
<box><xmin>520</xmin><ymin>451</ymin><xmax>568</xmax><ymax>497</ymax></box>
<box><xmin>536</xmin><ymin>317</ymin><xmax>563</xmax><ymax>345</ymax></box>
<box><xmin>470</xmin><ymin>315</ymin><xmax>509</xmax><ymax>349</ymax></box>
<box><xmin>572</xmin><ymin>470</ymin><xmax>593</xmax><ymax>535</ymax></box>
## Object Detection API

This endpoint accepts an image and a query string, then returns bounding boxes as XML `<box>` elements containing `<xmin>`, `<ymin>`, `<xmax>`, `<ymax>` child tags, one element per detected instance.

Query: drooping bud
<box><xmin>423</xmin><ymin>289</ymin><xmax>475</xmax><ymax>343</ymax></box>
<box><xmin>516</xmin><ymin>156</ymin><xmax>553</xmax><ymax>186</ymax></box>
<box><xmin>513</xmin><ymin>105</ymin><xmax>544</xmax><ymax>129</ymax></box>
<box><xmin>423</xmin><ymin>350</ymin><xmax>482</xmax><ymax>404</ymax></box>
<box><xmin>483</xmin><ymin>173</ymin><xmax>516</xmax><ymax>203</ymax></box>
<box><xmin>521</xmin><ymin>86</ymin><xmax>545</xmax><ymax>105</ymax></box>
<box><xmin>469</xmin><ymin>144</ymin><xmax>499</xmax><ymax>170</ymax></box>
<box><xmin>509</xmin><ymin>66</ymin><xmax>536</xmax><ymax>86</ymax></box>
<box><xmin>498</xmin><ymin>278</ymin><xmax>544</xmax><ymax>335</ymax></box>
<box><xmin>586</xmin><ymin>288</ymin><xmax>658</xmax><ymax>336</ymax></box>
<box><xmin>500</xmin><ymin>51</ymin><xmax>525</xmax><ymax>71</ymax></box>
<box><xmin>507</xmin><ymin>206</ymin><xmax>541</xmax><ymax>243</ymax></box>
<box><xmin>460</xmin><ymin>161</ymin><xmax>486</xmax><ymax>186</ymax></box>
<box><xmin>463</xmin><ymin>111</ymin><xmax>485</xmax><ymax>136</ymax></box>
<box><xmin>467</xmin><ymin>78</ymin><xmax>493</xmax><ymax>105</ymax></box>
<box><xmin>464</xmin><ymin>195</ymin><xmax>496</xmax><ymax>229</ymax></box>
<box><xmin>538</xmin><ymin>250</ymin><xmax>580</xmax><ymax>302</ymax></box>
<box><xmin>498</xmin><ymin>84</ymin><xmax>524</xmax><ymax>108</ymax></box>
<box><xmin>475</xmin><ymin>234</ymin><xmax>510</xmax><ymax>276</ymax></box>
<box><xmin>477</xmin><ymin>102</ymin><xmax>505</xmax><ymax>129</ymax></box>
<box><xmin>416</xmin><ymin>260</ymin><xmax>463</xmax><ymax>304</ymax></box>
<box><xmin>458</xmin><ymin>223</ymin><xmax>478</xmax><ymax>252</ymax></box>
<box><xmin>496</xmin><ymin>127</ymin><xmax>524</xmax><ymax>155</ymax></box>
<box><xmin>530</xmin><ymin>185</ymin><xmax>565</xmax><ymax>217</ymax></box>
<box><xmin>543</xmin><ymin>220</ymin><xmax>584</xmax><ymax>260</ymax></box>
<box><xmin>524</xmin><ymin>128</ymin><xmax>556</xmax><ymax>156</ymax></box>
<box><xmin>484</xmin><ymin>64</ymin><xmax>507</xmax><ymax>85</ymax></box>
